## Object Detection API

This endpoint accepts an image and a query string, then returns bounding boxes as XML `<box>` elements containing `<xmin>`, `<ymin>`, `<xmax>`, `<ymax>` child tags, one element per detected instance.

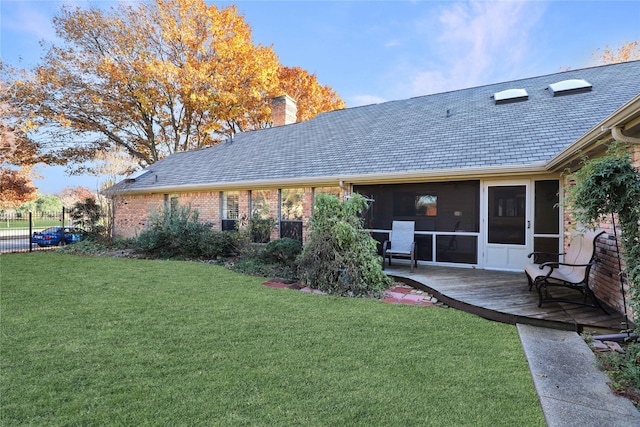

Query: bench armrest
<box><xmin>539</xmin><ymin>260</ymin><xmax>595</xmax><ymax>269</ymax></box>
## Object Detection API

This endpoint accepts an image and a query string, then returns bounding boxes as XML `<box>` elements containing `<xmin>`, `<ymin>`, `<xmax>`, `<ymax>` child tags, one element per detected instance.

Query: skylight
<box><xmin>548</xmin><ymin>79</ymin><xmax>592</xmax><ymax>96</ymax></box>
<box><xmin>493</xmin><ymin>88</ymin><xmax>528</xmax><ymax>104</ymax></box>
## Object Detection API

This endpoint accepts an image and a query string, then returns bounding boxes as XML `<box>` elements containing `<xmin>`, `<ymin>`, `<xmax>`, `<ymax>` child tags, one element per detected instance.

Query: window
<box><xmin>533</xmin><ymin>180</ymin><xmax>560</xmax><ymax>263</ymax></box>
<box><xmin>281</xmin><ymin>188</ymin><xmax>303</xmax><ymax>220</ymax></box>
<box><xmin>280</xmin><ymin>188</ymin><xmax>304</xmax><ymax>241</ymax></box>
<box><xmin>164</xmin><ymin>194</ymin><xmax>178</xmax><ymax>213</ymax></box>
<box><xmin>251</xmin><ymin>190</ymin><xmax>270</xmax><ymax>218</ymax></box>
<box><xmin>222</xmin><ymin>191</ymin><xmax>239</xmax><ymax>231</ymax></box>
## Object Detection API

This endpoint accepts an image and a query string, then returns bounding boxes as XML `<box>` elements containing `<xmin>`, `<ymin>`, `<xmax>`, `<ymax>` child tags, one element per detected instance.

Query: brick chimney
<box><xmin>271</xmin><ymin>94</ymin><xmax>297</xmax><ymax>127</ymax></box>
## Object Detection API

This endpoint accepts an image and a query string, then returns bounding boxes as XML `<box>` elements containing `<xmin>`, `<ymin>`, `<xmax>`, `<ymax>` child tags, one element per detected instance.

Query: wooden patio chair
<box><xmin>524</xmin><ymin>229</ymin><xmax>607</xmax><ymax>314</ymax></box>
<box><xmin>382</xmin><ymin>221</ymin><xmax>417</xmax><ymax>273</ymax></box>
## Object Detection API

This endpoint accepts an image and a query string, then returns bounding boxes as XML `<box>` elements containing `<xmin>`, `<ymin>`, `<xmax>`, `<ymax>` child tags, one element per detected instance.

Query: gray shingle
<box><xmin>118</xmin><ymin>61</ymin><xmax>640</xmax><ymax>191</ymax></box>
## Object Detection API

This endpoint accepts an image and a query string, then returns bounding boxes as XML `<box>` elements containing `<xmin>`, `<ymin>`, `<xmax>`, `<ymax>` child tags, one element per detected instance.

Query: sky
<box><xmin>1</xmin><ymin>0</ymin><xmax>639</xmax><ymax>195</ymax></box>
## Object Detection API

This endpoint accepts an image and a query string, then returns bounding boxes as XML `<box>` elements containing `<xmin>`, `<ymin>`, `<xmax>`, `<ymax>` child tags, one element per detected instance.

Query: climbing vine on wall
<box><xmin>566</xmin><ymin>142</ymin><xmax>640</xmax><ymax>326</ymax></box>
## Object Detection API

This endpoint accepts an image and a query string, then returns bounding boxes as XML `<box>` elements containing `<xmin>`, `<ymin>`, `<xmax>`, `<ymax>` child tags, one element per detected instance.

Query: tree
<box><xmin>57</xmin><ymin>186</ymin><xmax>95</xmax><ymax>209</ymax></box>
<box><xmin>2</xmin><ymin>0</ymin><xmax>345</xmax><ymax>172</ymax></box>
<box><xmin>0</xmin><ymin>99</ymin><xmax>39</xmax><ymax>209</ymax></box>
<box><xmin>593</xmin><ymin>41</ymin><xmax>640</xmax><ymax>65</ymax></box>
<box><xmin>17</xmin><ymin>193</ymin><xmax>63</xmax><ymax>214</ymax></box>
<box><xmin>278</xmin><ymin>66</ymin><xmax>346</xmax><ymax>122</ymax></box>
<box><xmin>2</xmin><ymin>0</ymin><xmax>280</xmax><ymax>169</ymax></box>
<box><xmin>69</xmin><ymin>197</ymin><xmax>103</xmax><ymax>232</ymax></box>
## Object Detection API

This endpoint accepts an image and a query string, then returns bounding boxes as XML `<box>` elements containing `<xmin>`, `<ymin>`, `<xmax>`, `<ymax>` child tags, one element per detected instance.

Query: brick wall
<box><xmin>113</xmin><ymin>193</ymin><xmax>165</xmax><ymax>238</ymax></box>
<box><xmin>174</xmin><ymin>192</ymin><xmax>221</xmax><ymax>223</ymax></box>
<box><xmin>114</xmin><ymin>186</ymin><xmax>324</xmax><ymax>243</ymax></box>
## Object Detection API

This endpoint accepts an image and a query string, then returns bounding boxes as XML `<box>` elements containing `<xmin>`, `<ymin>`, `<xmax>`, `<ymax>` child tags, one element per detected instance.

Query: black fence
<box><xmin>0</xmin><ymin>210</ymin><xmax>74</xmax><ymax>253</ymax></box>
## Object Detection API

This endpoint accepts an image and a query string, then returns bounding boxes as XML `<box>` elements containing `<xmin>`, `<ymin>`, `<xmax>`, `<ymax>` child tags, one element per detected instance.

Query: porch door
<box><xmin>483</xmin><ymin>182</ymin><xmax>531</xmax><ymax>270</ymax></box>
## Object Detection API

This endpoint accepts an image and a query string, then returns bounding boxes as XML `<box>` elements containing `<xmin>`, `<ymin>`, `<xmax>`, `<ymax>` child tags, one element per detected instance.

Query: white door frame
<box><xmin>481</xmin><ymin>180</ymin><xmax>532</xmax><ymax>271</ymax></box>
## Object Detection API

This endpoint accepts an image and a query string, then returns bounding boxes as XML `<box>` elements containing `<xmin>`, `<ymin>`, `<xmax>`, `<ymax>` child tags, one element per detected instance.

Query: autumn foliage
<box><xmin>592</xmin><ymin>41</ymin><xmax>640</xmax><ymax>65</ymax></box>
<box><xmin>278</xmin><ymin>66</ymin><xmax>345</xmax><ymax>122</ymax></box>
<box><xmin>1</xmin><ymin>0</ymin><xmax>344</xmax><ymax>171</ymax></box>
<box><xmin>0</xmin><ymin>100</ymin><xmax>38</xmax><ymax>209</ymax></box>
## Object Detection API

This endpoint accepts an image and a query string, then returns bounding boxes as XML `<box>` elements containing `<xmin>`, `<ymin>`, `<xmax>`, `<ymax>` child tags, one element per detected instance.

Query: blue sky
<box><xmin>1</xmin><ymin>0</ymin><xmax>639</xmax><ymax>194</ymax></box>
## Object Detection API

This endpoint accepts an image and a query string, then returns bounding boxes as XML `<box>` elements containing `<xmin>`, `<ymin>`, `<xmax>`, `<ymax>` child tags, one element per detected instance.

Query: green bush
<box><xmin>136</xmin><ymin>203</ymin><xmax>246</xmax><ymax>259</ymax></box>
<box><xmin>229</xmin><ymin>238</ymin><xmax>301</xmax><ymax>280</ymax></box>
<box><xmin>260</xmin><ymin>238</ymin><xmax>302</xmax><ymax>269</ymax></box>
<box><xmin>298</xmin><ymin>193</ymin><xmax>392</xmax><ymax>297</ymax></box>
<box><xmin>595</xmin><ymin>340</ymin><xmax>640</xmax><ymax>406</ymax></box>
<box><xmin>231</xmin><ymin>257</ymin><xmax>297</xmax><ymax>280</ymax></box>
<box><xmin>248</xmin><ymin>215</ymin><xmax>277</xmax><ymax>243</ymax></box>
<box><xmin>198</xmin><ymin>228</ymin><xmax>250</xmax><ymax>259</ymax></box>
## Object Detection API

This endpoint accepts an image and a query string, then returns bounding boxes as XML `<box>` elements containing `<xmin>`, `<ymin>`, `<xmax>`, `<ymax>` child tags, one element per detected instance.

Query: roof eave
<box><xmin>109</xmin><ymin>163</ymin><xmax>550</xmax><ymax>195</ymax></box>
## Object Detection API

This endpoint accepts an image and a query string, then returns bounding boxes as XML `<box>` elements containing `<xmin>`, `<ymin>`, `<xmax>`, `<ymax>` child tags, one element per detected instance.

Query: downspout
<box><xmin>339</xmin><ymin>180</ymin><xmax>349</xmax><ymax>197</ymax></box>
<box><xmin>611</xmin><ymin>126</ymin><xmax>640</xmax><ymax>145</ymax></box>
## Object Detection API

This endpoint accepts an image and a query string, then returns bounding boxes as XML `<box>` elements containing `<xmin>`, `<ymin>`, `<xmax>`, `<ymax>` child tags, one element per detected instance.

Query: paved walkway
<box><xmin>518</xmin><ymin>324</ymin><xmax>640</xmax><ymax>426</ymax></box>
<box><xmin>262</xmin><ymin>280</ymin><xmax>640</xmax><ymax>425</ymax></box>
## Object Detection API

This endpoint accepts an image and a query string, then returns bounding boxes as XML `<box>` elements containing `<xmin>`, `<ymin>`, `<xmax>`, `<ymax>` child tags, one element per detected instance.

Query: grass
<box><xmin>1</xmin><ymin>253</ymin><xmax>545</xmax><ymax>426</ymax></box>
<box><xmin>1</xmin><ymin>218</ymin><xmax>66</xmax><ymax>230</ymax></box>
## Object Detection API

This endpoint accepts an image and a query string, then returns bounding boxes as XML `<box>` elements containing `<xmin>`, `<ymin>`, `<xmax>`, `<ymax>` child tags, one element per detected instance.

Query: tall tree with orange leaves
<box><xmin>0</xmin><ymin>99</ymin><xmax>39</xmax><ymax>209</ymax></box>
<box><xmin>2</xmin><ymin>0</ymin><xmax>282</xmax><ymax>169</ymax></box>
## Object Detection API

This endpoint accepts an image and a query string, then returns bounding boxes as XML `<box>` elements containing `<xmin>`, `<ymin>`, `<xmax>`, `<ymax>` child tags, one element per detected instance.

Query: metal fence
<box><xmin>0</xmin><ymin>210</ymin><xmax>71</xmax><ymax>253</ymax></box>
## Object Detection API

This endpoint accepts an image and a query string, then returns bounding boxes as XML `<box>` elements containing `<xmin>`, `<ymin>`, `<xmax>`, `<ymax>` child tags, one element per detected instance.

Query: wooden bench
<box><xmin>524</xmin><ymin>230</ymin><xmax>608</xmax><ymax>314</ymax></box>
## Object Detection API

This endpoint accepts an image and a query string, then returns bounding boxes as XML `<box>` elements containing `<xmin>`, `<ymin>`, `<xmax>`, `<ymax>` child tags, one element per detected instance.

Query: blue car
<box><xmin>32</xmin><ymin>226</ymin><xmax>84</xmax><ymax>247</ymax></box>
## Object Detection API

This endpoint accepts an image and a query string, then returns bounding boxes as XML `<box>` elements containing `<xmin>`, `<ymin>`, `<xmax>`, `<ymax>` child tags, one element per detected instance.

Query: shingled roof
<box><xmin>116</xmin><ymin>60</ymin><xmax>640</xmax><ymax>193</ymax></box>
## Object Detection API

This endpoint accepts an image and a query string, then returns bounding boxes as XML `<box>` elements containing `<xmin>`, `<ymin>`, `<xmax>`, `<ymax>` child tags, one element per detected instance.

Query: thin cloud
<box><xmin>2</xmin><ymin>1</ymin><xmax>59</xmax><ymax>41</ymax></box>
<box><xmin>395</xmin><ymin>0</ymin><xmax>546</xmax><ymax>97</ymax></box>
<box><xmin>384</xmin><ymin>39</ymin><xmax>401</xmax><ymax>48</ymax></box>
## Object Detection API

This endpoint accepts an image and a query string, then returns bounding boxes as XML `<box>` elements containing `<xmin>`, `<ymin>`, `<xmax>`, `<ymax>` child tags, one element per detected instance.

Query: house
<box><xmin>110</xmin><ymin>61</ymin><xmax>640</xmax><ymax>316</ymax></box>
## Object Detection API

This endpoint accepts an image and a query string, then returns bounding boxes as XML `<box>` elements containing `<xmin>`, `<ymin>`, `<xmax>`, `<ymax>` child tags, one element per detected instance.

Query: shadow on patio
<box><xmin>385</xmin><ymin>264</ymin><xmax>632</xmax><ymax>333</ymax></box>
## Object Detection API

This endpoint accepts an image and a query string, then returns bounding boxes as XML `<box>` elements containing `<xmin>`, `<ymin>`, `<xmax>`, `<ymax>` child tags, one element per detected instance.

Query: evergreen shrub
<box><xmin>298</xmin><ymin>193</ymin><xmax>392</xmax><ymax>297</ymax></box>
<box><xmin>136</xmin><ymin>203</ymin><xmax>246</xmax><ymax>259</ymax></box>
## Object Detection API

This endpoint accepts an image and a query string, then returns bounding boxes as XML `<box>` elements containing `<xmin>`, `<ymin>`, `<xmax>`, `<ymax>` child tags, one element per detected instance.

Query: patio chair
<box><xmin>524</xmin><ymin>229</ymin><xmax>607</xmax><ymax>314</ymax></box>
<box><xmin>382</xmin><ymin>221</ymin><xmax>417</xmax><ymax>273</ymax></box>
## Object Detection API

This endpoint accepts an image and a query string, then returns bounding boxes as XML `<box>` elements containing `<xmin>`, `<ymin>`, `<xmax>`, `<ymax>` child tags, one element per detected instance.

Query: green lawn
<box><xmin>1</xmin><ymin>218</ymin><xmax>65</xmax><ymax>230</ymax></box>
<box><xmin>1</xmin><ymin>253</ymin><xmax>544</xmax><ymax>426</ymax></box>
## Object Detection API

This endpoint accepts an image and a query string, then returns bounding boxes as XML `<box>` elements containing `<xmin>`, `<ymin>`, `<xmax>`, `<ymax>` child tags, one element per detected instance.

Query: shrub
<box><xmin>231</xmin><ymin>257</ymin><xmax>297</xmax><ymax>280</ymax></box>
<box><xmin>595</xmin><ymin>340</ymin><xmax>640</xmax><ymax>407</ymax></box>
<box><xmin>198</xmin><ymin>228</ymin><xmax>250</xmax><ymax>259</ymax></box>
<box><xmin>135</xmin><ymin>203</ymin><xmax>246</xmax><ymax>259</ymax></box>
<box><xmin>297</xmin><ymin>193</ymin><xmax>392</xmax><ymax>297</ymax></box>
<box><xmin>248</xmin><ymin>215</ymin><xmax>277</xmax><ymax>243</ymax></box>
<box><xmin>226</xmin><ymin>238</ymin><xmax>301</xmax><ymax>280</ymax></box>
<box><xmin>260</xmin><ymin>238</ymin><xmax>302</xmax><ymax>269</ymax></box>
